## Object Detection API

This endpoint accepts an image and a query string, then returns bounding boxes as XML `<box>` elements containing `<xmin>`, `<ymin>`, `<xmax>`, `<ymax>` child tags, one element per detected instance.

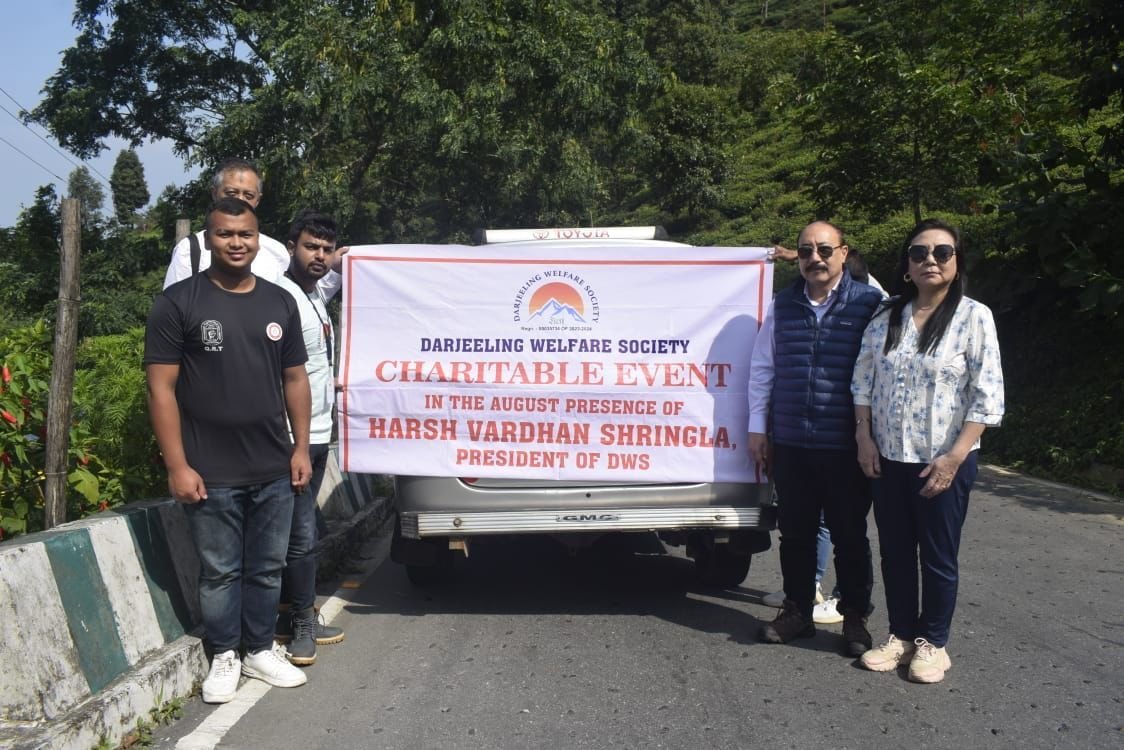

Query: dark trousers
<box><xmin>281</xmin><ymin>443</ymin><xmax>331</xmax><ymax>612</ymax></box>
<box><xmin>872</xmin><ymin>451</ymin><xmax>977</xmax><ymax>648</ymax></box>
<box><xmin>773</xmin><ymin>444</ymin><xmax>873</xmax><ymax>618</ymax></box>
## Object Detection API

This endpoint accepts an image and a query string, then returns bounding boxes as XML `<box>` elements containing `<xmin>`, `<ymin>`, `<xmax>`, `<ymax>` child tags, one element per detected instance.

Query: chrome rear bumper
<box><xmin>400</xmin><ymin>505</ymin><xmax>775</xmax><ymax>538</ymax></box>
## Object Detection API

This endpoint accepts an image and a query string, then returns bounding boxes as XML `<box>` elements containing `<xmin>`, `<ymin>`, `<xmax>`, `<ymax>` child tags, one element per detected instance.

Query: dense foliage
<box><xmin>0</xmin><ymin>322</ymin><xmax>163</xmax><ymax>537</ymax></box>
<box><xmin>0</xmin><ymin>0</ymin><xmax>1119</xmax><ymax>536</ymax></box>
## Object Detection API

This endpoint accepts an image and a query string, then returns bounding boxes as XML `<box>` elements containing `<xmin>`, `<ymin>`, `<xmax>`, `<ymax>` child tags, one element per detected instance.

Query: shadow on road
<box><xmin>342</xmin><ymin>532</ymin><xmax>848</xmax><ymax>656</ymax></box>
<box><xmin>977</xmin><ymin>467</ymin><xmax>1123</xmax><ymax>520</ymax></box>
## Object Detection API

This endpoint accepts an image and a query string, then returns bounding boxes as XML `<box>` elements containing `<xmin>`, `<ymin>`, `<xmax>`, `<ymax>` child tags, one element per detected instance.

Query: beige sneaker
<box><xmin>908</xmin><ymin>638</ymin><xmax>952</xmax><ymax>683</ymax></box>
<box><xmin>860</xmin><ymin>634</ymin><xmax>915</xmax><ymax>672</ymax></box>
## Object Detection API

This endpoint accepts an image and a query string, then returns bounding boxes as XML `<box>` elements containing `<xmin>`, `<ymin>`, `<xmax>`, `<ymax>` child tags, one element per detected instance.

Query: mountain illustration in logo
<box><xmin>527</xmin><ymin>282</ymin><xmax>587</xmax><ymax>322</ymax></box>
<box><xmin>528</xmin><ymin>298</ymin><xmax>586</xmax><ymax>323</ymax></box>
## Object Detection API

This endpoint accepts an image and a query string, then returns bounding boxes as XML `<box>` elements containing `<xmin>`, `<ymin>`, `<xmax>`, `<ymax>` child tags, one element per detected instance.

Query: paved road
<box><xmin>155</xmin><ymin>467</ymin><xmax>1122</xmax><ymax>749</ymax></box>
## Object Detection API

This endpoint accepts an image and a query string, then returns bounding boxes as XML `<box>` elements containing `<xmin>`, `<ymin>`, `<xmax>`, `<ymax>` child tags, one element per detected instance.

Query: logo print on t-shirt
<box><xmin>202</xmin><ymin>320</ymin><xmax>223</xmax><ymax>351</ymax></box>
<box><xmin>266</xmin><ymin>322</ymin><xmax>283</xmax><ymax>341</ymax></box>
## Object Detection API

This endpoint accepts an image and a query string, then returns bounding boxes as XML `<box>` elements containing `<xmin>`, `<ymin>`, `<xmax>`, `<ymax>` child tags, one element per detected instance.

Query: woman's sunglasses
<box><xmin>908</xmin><ymin>244</ymin><xmax>955</xmax><ymax>264</ymax></box>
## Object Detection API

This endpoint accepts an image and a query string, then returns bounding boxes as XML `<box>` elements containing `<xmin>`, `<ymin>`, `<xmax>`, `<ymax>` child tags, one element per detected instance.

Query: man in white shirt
<box><xmin>273</xmin><ymin>210</ymin><xmax>346</xmax><ymax>666</ymax></box>
<box><xmin>162</xmin><ymin>158</ymin><xmax>341</xmax><ymax>300</ymax></box>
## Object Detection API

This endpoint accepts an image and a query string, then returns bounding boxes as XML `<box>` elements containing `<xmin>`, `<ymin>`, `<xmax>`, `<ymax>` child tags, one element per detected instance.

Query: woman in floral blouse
<box><xmin>851</xmin><ymin>218</ymin><xmax>1005</xmax><ymax>684</ymax></box>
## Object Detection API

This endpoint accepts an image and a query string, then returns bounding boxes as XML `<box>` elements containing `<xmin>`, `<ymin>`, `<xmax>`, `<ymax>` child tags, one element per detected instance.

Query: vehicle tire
<box><xmin>694</xmin><ymin>544</ymin><xmax>752</xmax><ymax>588</ymax></box>
<box><xmin>393</xmin><ymin>516</ymin><xmax>454</xmax><ymax>586</ymax></box>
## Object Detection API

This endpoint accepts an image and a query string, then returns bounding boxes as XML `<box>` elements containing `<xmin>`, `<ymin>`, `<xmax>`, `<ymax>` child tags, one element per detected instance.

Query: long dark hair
<box><xmin>883</xmin><ymin>218</ymin><xmax>966</xmax><ymax>355</ymax></box>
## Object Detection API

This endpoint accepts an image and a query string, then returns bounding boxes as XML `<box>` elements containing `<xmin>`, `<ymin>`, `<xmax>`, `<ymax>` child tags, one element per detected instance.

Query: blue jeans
<box><xmin>281</xmin><ymin>444</ymin><xmax>331</xmax><ymax>612</ymax></box>
<box><xmin>815</xmin><ymin>521</ymin><xmax>836</xmax><ymax>594</ymax></box>
<box><xmin>872</xmin><ymin>451</ymin><xmax>977</xmax><ymax>647</ymax></box>
<box><xmin>185</xmin><ymin>475</ymin><xmax>294</xmax><ymax>653</ymax></box>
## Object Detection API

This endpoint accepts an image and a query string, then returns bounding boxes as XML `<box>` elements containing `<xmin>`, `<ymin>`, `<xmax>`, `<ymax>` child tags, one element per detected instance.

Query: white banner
<box><xmin>338</xmin><ymin>243</ymin><xmax>772</xmax><ymax>483</ymax></box>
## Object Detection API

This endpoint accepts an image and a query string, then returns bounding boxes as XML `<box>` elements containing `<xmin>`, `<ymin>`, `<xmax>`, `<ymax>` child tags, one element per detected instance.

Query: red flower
<box><xmin>98</xmin><ymin>500</ymin><xmax>109</xmax><ymax>512</ymax></box>
<box><xmin>0</xmin><ymin>451</ymin><xmax>10</xmax><ymax>467</ymax></box>
<box><xmin>1</xmin><ymin>410</ymin><xmax>16</xmax><ymax>425</ymax></box>
<box><xmin>1</xmin><ymin>365</ymin><xmax>10</xmax><ymax>383</ymax></box>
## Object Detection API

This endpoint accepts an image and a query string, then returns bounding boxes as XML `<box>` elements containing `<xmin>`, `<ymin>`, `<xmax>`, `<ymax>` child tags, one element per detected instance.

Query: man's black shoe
<box><xmin>842</xmin><ymin>609</ymin><xmax>873</xmax><ymax>657</ymax></box>
<box><xmin>759</xmin><ymin>600</ymin><xmax>816</xmax><ymax>643</ymax></box>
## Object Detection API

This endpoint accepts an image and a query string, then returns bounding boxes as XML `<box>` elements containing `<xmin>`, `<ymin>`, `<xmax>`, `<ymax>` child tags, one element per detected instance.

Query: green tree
<box><xmin>799</xmin><ymin>0</ymin><xmax>1040</xmax><ymax>223</ymax></box>
<box><xmin>0</xmin><ymin>186</ymin><xmax>61</xmax><ymax>324</ymax></box>
<box><xmin>109</xmin><ymin>149</ymin><xmax>150</xmax><ymax>224</ymax></box>
<box><xmin>997</xmin><ymin>0</ymin><xmax>1124</xmax><ymax>322</ymax></box>
<box><xmin>642</xmin><ymin>82</ymin><xmax>734</xmax><ymax>221</ymax></box>
<box><xmin>67</xmin><ymin>165</ymin><xmax>104</xmax><ymax>226</ymax></box>
<box><xmin>32</xmin><ymin>1</ymin><xmax>666</xmax><ymax>237</ymax></box>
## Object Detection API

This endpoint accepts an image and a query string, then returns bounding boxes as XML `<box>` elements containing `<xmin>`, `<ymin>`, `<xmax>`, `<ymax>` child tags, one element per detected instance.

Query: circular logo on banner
<box><xmin>512</xmin><ymin>272</ymin><xmax>600</xmax><ymax>330</ymax></box>
<box><xmin>266</xmin><ymin>322</ymin><xmax>283</xmax><ymax>341</ymax></box>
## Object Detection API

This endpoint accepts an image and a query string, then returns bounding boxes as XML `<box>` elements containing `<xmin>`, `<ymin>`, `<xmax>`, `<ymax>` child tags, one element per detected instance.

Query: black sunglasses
<box><xmin>908</xmin><ymin>244</ymin><xmax>955</xmax><ymax>264</ymax></box>
<box><xmin>796</xmin><ymin>243</ymin><xmax>841</xmax><ymax>260</ymax></box>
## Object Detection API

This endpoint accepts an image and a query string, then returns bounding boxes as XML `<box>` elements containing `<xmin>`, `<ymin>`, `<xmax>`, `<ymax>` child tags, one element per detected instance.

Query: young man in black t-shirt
<box><xmin>144</xmin><ymin>197</ymin><xmax>313</xmax><ymax>703</ymax></box>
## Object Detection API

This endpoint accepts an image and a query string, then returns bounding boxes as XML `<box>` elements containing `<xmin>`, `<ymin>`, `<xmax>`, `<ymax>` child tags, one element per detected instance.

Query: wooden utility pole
<box><xmin>44</xmin><ymin>199</ymin><xmax>81</xmax><ymax>528</ymax></box>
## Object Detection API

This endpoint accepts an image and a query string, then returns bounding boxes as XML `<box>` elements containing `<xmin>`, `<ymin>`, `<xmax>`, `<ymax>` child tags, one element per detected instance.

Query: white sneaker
<box><xmin>814</xmin><ymin>581</ymin><xmax>826</xmax><ymax>605</ymax></box>
<box><xmin>813</xmin><ymin>596</ymin><xmax>844</xmax><ymax>624</ymax></box>
<box><xmin>202</xmin><ymin>650</ymin><xmax>241</xmax><ymax>704</ymax></box>
<box><xmin>242</xmin><ymin>642</ymin><xmax>308</xmax><ymax>688</ymax></box>
<box><xmin>761</xmin><ymin>589</ymin><xmax>785</xmax><ymax>608</ymax></box>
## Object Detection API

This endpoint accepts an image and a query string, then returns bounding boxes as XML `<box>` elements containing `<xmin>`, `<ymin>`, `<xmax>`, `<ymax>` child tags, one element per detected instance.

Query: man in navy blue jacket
<box><xmin>748</xmin><ymin>221</ymin><xmax>883</xmax><ymax>656</ymax></box>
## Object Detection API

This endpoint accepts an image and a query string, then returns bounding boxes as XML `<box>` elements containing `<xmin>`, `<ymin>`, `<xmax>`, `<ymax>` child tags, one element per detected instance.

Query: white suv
<box><xmin>390</xmin><ymin>227</ymin><xmax>776</xmax><ymax>585</ymax></box>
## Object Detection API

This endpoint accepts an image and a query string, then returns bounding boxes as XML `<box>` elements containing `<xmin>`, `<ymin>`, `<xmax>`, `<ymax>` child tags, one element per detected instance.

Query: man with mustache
<box><xmin>273</xmin><ymin>211</ymin><xmax>346</xmax><ymax>666</ymax></box>
<box><xmin>747</xmin><ymin>221</ymin><xmax>883</xmax><ymax>656</ymax></box>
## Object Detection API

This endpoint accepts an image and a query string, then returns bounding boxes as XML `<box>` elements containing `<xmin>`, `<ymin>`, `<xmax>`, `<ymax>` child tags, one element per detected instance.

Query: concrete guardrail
<box><xmin>0</xmin><ymin>448</ymin><xmax>391</xmax><ymax>750</ymax></box>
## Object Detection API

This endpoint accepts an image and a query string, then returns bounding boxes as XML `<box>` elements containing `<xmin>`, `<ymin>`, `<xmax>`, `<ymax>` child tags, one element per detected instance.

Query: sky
<box><xmin>0</xmin><ymin>1</ymin><xmax>200</xmax><ymax>227</ymax></box>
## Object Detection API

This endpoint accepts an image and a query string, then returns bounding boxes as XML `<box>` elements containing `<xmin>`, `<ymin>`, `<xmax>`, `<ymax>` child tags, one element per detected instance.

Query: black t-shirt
<box><xmin>143</xmin><ymin>273</ymin><xmax>308</xmax><ymax>486</ymax></box>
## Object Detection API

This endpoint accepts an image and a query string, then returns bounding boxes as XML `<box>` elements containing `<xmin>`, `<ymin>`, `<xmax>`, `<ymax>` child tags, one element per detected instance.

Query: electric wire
<box><xmin>0</xmin><ymin>134</ymin><xmax>65</xmax><ymax>183</ymax></box>
<box><xmin>0</xmin><ymin>85</ymin><xmax>112</xmax><ymax>186</ymax></box>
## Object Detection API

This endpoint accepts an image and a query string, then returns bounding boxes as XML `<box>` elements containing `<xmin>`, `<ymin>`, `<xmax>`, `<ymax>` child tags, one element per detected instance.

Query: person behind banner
<box><xmin>748</xmin><ymin>221</ymin><xmax>882</xmax><ymax>656</ymax></box>
<box><xmin>144</xmin><ymin>197</ymin><xmax>312</xmax><ymax>703</ymax></box>
<box><xmin>852</xmin><ymin>218</ymin><xmax>1004</xmax><ymax>684</ymax></box>
<box><xmin>274</xmin><ymin>210</ymin><xmax>345</xmax><ymax>665</ymax></box>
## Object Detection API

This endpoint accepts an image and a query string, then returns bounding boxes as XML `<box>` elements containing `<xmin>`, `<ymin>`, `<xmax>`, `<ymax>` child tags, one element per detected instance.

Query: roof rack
<box><xmin>473</xmin><ymin>226</ymin><xmax>669</xmax><ymax>245</ymax></box>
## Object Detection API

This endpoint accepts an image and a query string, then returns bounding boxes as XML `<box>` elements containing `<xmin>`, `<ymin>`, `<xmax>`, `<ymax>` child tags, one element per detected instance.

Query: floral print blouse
<box><xmin>851</xmin><ymin>297</ymin><xmax>1005</xmax><ymax>463</ymax></box>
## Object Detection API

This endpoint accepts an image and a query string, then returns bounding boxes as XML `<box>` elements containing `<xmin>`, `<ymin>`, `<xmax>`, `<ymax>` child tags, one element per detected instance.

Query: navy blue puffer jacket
<box><xmin>771</xmin><ymin>271</ymin><xmax>882</xmax><ymax>450</ymax></box>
